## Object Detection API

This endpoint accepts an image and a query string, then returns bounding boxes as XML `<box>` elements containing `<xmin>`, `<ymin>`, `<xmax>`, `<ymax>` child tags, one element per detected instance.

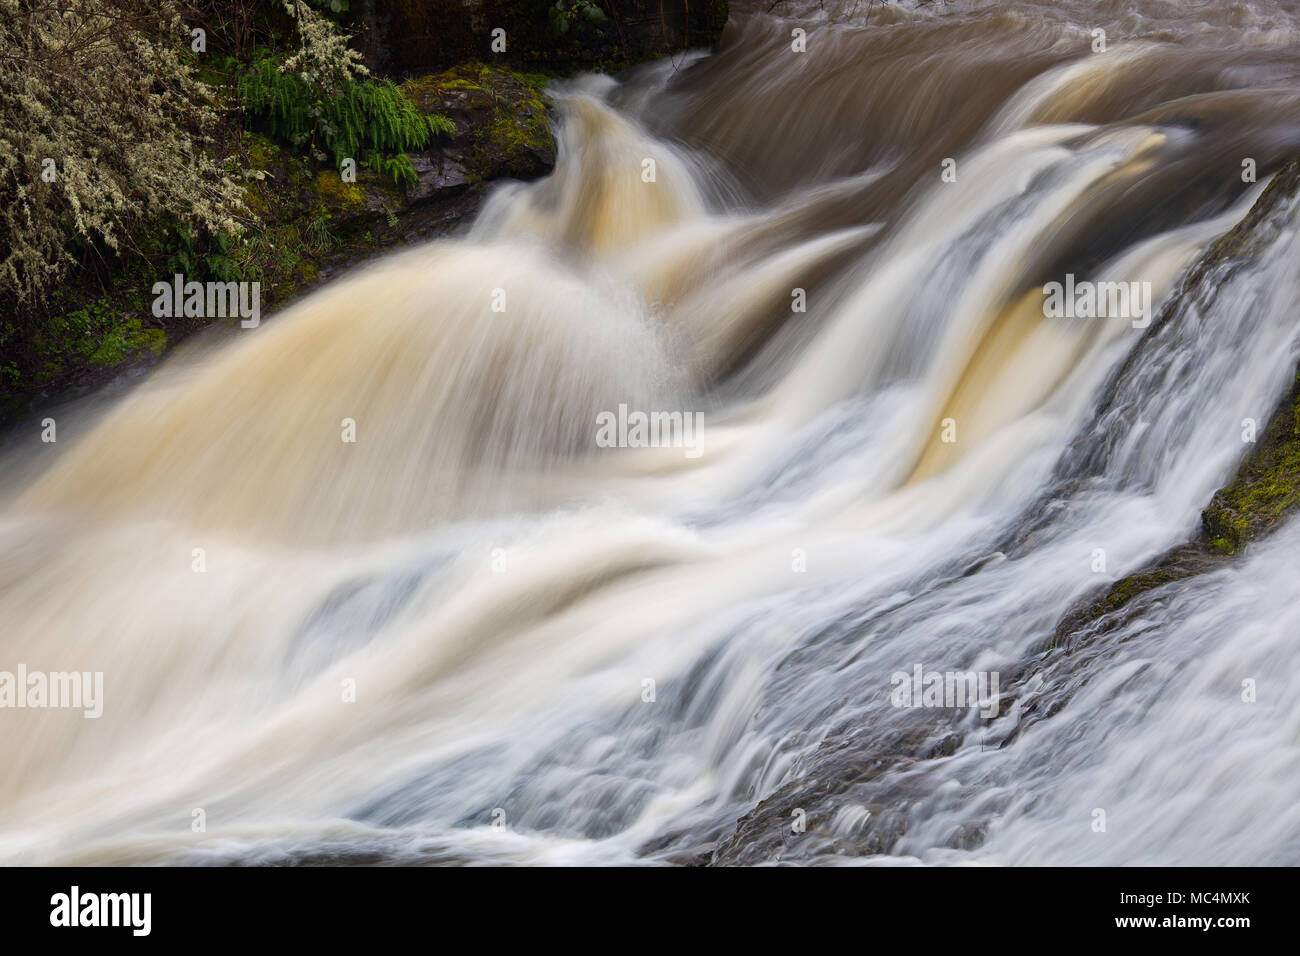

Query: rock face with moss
<box><xmin>0</xmin><ymin>0</ymin><xmax>723</xmax><ymax>428</ymax></box>
<box><xmin>403</xmin><ymin>64</ymin><xmax>556</xmax><ymax>186</ymax></box>
<box><xmin>1047</xmin><ymin>159</ymin><xmax>1300</xmax><ymax>649</ymax></box>
<box><xmin>1200</xmin><ymin>367</ymin><xmax>1300</xmax><ymax>553</ymax></box>
<box><xmin>245</xmin><ymin>63</ymin><xmax>556</xmax><ymax>254</ymax></box>
<box><xmin>0</xmin><ymin>62</ymin><xmax>557</xmax><ymax>426</ymax></box>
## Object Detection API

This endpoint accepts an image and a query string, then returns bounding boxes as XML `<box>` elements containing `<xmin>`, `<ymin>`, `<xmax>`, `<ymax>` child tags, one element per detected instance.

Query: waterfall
<box><xmin>2</xmin><ymin>0</ymin><xmax>1299</xmax><ymax>865</ymax></box>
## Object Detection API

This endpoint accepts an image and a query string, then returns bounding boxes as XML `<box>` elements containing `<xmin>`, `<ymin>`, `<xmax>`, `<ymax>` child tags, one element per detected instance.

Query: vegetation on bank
<box><xmin>1</xmin><ymin>0</ymin><xmax>710</xmax><ymax>424</ymax></box>
<box><xmin>1</xmin><ymin>0</ymin><xmax>427</xmax><ymax>418</ymax></box>
<box><xmin>239</xmin><ymin>53</ymin><xmax>453</xmax><ymax>187</ymax></box>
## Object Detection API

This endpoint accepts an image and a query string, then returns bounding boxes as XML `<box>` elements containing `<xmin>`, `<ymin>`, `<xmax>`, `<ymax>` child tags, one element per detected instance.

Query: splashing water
<box><xmin>2</xmin><ymin>0</ymin><xmax>1300</xmax><ymax>865</ymax></box>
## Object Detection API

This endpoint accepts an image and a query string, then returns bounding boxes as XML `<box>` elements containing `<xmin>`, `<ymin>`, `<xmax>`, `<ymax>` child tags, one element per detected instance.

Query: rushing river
<box><xmin>2</xmin><ymin>0</ymin><xmax>1300</xmax><ymax>864</ymax></box>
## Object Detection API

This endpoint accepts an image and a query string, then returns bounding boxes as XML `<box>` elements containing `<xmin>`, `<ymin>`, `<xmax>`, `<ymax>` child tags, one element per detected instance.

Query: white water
<box><xmin>2</xmin><ymin>1</ymin><xmax>1300</xmax><ymax>865</ymax></box>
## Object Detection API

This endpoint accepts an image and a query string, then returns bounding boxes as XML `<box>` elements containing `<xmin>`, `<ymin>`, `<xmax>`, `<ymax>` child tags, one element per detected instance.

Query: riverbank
<box><xmin>0</xmin><ymin>1</ymin><xmax>726</xmax><ymax>428</ymax></box>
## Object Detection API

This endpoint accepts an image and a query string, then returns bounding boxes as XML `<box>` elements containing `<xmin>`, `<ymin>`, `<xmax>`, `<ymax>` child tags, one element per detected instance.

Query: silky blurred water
<box><xmin>1</xmin><ymin>0</ymin><xmax>1299</xmax><ymax>865</ymax></box>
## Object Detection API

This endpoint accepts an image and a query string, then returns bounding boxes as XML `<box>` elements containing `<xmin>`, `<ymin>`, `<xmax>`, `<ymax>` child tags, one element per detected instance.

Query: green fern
<box><xmin>428</xmin><ymin>114</ymin><xmax>455</xmax><ymax>138</ymax></box>
<box><xmin>365</xmin><ymin>153</ymin><xmax>418</xmax><ymax>188</ymax></box>
<box><xmin>239</xmin><ymin>56</ymin><xmax>448</xmax><ymax>188</ymax></box>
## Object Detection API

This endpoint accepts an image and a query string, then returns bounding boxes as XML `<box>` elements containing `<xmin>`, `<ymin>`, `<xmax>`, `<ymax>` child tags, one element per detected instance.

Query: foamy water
<box><xmin>2</xmin><ymin>0</ymin><xmax>1299</xmax><ymax>865</ymax></box>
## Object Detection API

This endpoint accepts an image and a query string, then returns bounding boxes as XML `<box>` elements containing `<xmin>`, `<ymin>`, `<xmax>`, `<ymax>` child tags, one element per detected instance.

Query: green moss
<box><xmin>1179</xmin><ymin>160</ymin><xmax>1300</xmax><ymax>290</ymax></box>
<box><xmin>484</xmin><ymin>108</ymin><xmax>551</xmax><ymax>165</ymax></box>
<box><xmin>399</xmin><ymin>76</ymin><xmax>443</xmax><ymax>102</ymax></box>
<box><xmin>1200</xmin><ymin>367</ymin><xmax>1300</xmax><ymax>554</ymax></box>
<box><xmin>245</xmin><ymin>133</ymin><xmax>282</xmax><ymax>171</ymax></box>
<box><xmin>400</xmin><ymin>62</ymin><xmax>556</xmax><ymax>182</ymax></box>
<box><xmin>1097</xmin><ymin>567</ymin><xmax>1185</xmax><ymax>614</ymax></box>
<box><xmin>508</xmin><ymin>70</ymin><xmax>551</xmax><ymax>91</ymax></box>
<box><xmin>313</xmin><ymin>170</ymin><xmax>366</xmax><ymax>209</ymax></box>
<box><xmin>8</xmin><ymin>299</ymin><xmax>169</xmax><ymax>395</ymax></box>
<box><xmin>88</xmin><ymin>319</ymin><xmax>166</xmax><ymax>367</ymax></box>
<box><xmin>243</xmin><ymin>185</ymin><xmax>273</xmax><ymax>222</ymax></box>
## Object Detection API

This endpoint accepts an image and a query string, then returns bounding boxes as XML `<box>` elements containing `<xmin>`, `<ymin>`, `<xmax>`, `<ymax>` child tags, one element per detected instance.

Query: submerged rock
<box><xmin>701</xmin><ymin>159</ymin><xmax>1300</xmax><ymax>866</ymax></box>
<box><xmin>1048</xmin><ymin>159</ymin><xmax>1300</xmax><ymax>649</ymax></box>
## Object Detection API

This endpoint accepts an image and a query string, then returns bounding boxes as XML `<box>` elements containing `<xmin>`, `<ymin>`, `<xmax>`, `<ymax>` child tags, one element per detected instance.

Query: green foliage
<box><xmin>0</xmin><ymin>0</ymin><xmax>248</xmax><ymax>304</ymax></box>
<box><xmin>549</xmin><ymin>0</ymin><xmax>607</xmax><ymax>35</ymax></box>
<box><xmin>304</xmin><ymin>209</ymin><xmax>339</xmax><ymax>254</ymax></box>
<box><xmin>161</xmin><ymin>225</ymin><xmax>243</xmax><ymax>283</ymax></box>
<box><xmin>239</xmin><ymin>55</ymin><xmax>451</xmax><ymax>187</ymax></box>
<box><xmin>428</xmin><ymin>113</ymin><xmax>457</xmax><ymax>138</ymax></box>
<box><xmin>45</xmin><ymin>300</ymin><xmax>118</xmax><ymax>354</ymax></box>
<box><xmin>29</xmin><ymin>298</ymin><xmax>165</xmax><ymax>380</ymax></box>
<box><xmin>364</xmin><ymin>153</ymin><xmax>417</xmax><ymax>188</ymax></box>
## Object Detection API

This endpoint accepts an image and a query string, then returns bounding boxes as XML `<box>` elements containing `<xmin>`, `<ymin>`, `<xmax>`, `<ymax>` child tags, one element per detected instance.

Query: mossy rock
<box><xmin>237</xmin><ymin>63</ymin><xmax>556</xmax><ymax>260</ymax></box>
<box><xmin>87</xmin><ymin>319</ymin><xmax>166</xmax><ymax>367</ymax></box>
<box><xmin>245</xmin><ymin>134</ymin><xmax>283</xmax><ymax>172</ymax></box>
<box><xmin>1200</xmin><ymin>368</ymin><xmax>1300</xmax><ymax>554</ymax></box>
<box><xmin>312</xmin><ymin>170</ymin><xmax>367</xmax><ymax>211</ymax></box>
<box><xmin>0</xmin><ymin>293</ymin><xmax>172</xmax><ymax>423</ymax></box>
<box><xmin>1049</xmin><ymin>543</ymin><xmax>1217</xmax><ymax>651</ymax></box>
<box><xmin>1047</xmin><ymin>158</ymin><xmax>1300</xmax><ymax>649</ymax></box>
<box><xmin>402</xmin><ymin>63</ymin><xmax>556</xmax><ymax>182</ymax></box>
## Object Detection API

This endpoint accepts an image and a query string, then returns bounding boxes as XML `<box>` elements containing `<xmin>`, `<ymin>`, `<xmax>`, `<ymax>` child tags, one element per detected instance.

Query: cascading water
<box><xmin>2</xmin><ymin>0</ymin><xmax>1300</xmax><ymax>865</ymax></box>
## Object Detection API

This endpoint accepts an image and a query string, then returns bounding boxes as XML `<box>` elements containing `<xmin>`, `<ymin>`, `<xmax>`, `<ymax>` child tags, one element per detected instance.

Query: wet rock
<box><xmin>402</xmin><ymin>63</ymin><xmax>557</xmax><ymax>183</ymax></box>
<box><xmin>357</xmin><ymin>0</ymin><xmax>730</xmax><ymax>77</ymax></box>
<box><xmin>245</xmin><ymin>63</ymin><xmax>558</xmax><ymax>270</ymax></box>
<box><xmin>1047</xmin><ymin>159</ymin><xmax>1300</xmax><ymax>644</ymax></box>
<box><xmin>989</xmin><ymin>159</ymin><xmax>1300</xmax><ymax>748</ymax></box>
<box><xmin>704</xmin><ymin>159</ymin><xmax>1300</xmax><ymax>866</ymax></box>
<box><xmin>407</xmin><ymin>155</ymin><xmax>470</xmax><ymax>199</ymax></box>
